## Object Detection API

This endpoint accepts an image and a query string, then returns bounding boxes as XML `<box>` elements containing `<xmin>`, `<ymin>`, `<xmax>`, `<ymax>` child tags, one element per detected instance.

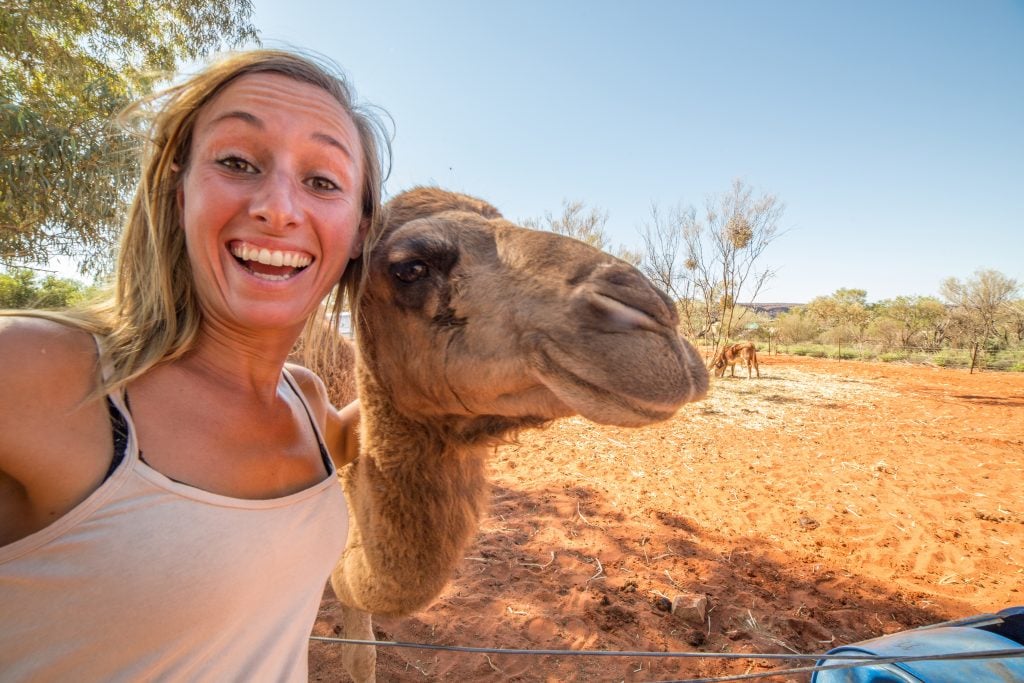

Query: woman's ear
<box><xmin>350</xmin><ymin>217</ymin><xmax>370</xmax><ymax>259</ymax></box>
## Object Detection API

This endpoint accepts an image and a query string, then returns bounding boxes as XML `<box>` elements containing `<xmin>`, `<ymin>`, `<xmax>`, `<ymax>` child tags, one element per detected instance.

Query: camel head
<box><xmin>710</xmin><ymin>354</ymin><xmax>728</xmax><ymax>377</ymax></box>
<box><xmin>354</xmin><ymin>187</ymin><xmax>708</xmax><ymax>436</ymax></box>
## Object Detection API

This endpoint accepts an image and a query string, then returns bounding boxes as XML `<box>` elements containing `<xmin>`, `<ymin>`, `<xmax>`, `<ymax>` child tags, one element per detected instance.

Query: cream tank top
<box><xmin>0</xmin><ymin>367</ymin><xmax>349</xmax><ymax>682</ymax></box>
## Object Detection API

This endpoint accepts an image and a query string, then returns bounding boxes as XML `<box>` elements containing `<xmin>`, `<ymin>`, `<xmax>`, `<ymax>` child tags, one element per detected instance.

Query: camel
<box><xmin>309</xmin><ymin>187</ymin><xmax>709</xmax><ymax>682</ymax></box>
<box><xmin>711</xmin><ymin>341</ymin><xmax>760</xmax><ymax>378</ymax></box>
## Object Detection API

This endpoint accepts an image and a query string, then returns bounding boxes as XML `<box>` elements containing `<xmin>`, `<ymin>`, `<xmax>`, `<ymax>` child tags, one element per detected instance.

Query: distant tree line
<box><xmin>765</xmin><ymin>271</ymin><xmax>1022</xmax><ymax>372</ymax></box>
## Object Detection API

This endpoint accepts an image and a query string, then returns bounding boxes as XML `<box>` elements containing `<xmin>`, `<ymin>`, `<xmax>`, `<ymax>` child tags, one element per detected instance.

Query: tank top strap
<box><xmin>281</xmin><ymin>368</ymin><xmax>335</xmax><ymax>476</ymax></box>
<box><xmin>92</xmin><ymin>333</ymin><xmax>139</xmax><ymax>473</ymax></box>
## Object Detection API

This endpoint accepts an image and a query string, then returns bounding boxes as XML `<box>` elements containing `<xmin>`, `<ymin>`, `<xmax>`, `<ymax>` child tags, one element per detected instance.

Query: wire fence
<box><xmin>310</xmin><ymin>635</ymin><xmax>1024</xmax><ymax>683</ymax></box>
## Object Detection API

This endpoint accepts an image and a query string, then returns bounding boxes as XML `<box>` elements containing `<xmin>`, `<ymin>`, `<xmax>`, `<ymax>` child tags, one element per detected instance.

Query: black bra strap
<box><xmin>104</xmin><ymin>396</ymin><xmax>130</xmax><ymax>481</ymax></box>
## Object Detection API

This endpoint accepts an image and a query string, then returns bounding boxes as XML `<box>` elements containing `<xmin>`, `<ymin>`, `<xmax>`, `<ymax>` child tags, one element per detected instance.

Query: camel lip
<box><xmin>534</xmin><ymin>345</ymin><xmax>682</xmax><ymax>426</ymax></box>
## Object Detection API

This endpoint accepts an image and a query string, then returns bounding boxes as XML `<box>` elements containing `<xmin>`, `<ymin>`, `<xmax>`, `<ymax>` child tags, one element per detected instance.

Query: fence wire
<box><xmin>310</xmin><ymin>635</ymin><xmax>1024</xmax><ymax>682</ymax></box>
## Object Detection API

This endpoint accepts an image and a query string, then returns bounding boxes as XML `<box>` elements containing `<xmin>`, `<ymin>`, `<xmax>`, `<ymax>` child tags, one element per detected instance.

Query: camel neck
<box><xmin>337</xmin><ymin>363</ymin><xmax>492</xmax><ymax>614</ymax></box>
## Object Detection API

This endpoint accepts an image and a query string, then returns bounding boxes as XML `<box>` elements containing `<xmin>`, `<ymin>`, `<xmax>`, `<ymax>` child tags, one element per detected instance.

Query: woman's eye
<box><xmin>307</xmin><ymin>176</ymin><xmax>340</xmax><ymax>192</ymax></box>
<box><xmin>218</xmin><ymin>156</ymin><xmax>257</xmax><ymax>173</ymax></box>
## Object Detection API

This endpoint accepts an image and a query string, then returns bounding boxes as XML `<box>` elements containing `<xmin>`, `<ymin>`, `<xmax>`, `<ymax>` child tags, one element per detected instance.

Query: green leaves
<box><xmin>0</xmin><ymin>267</ymin><xmax>93</xmax><ymax>309</ymax></box>
<box><xmin>0</xmin><ymin>0</ymin><xmax>258</xmax><ymax>276</ymax></box>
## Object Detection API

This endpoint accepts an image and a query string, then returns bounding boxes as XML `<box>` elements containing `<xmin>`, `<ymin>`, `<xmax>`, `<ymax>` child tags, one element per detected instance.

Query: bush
<box><xmin>801</xmin><ymin>348</ymin><xmax>827</xmax><ymax>358</ymax></box>
<box><xmin>933</xmin><ymin>349</ymin><xmax>969</xmax><ymax>368</ymax></box>
<box><xmin>779</xmin><ymin>341</ymin><xmax>1024</xmax><ymax>372</ymax></box>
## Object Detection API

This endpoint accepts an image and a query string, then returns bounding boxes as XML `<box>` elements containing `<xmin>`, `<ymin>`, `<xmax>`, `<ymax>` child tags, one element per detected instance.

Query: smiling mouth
<box><xmin>229</xmin><ymin>241</ymin><xmax>312</xmax><ymax>281</ymax></box>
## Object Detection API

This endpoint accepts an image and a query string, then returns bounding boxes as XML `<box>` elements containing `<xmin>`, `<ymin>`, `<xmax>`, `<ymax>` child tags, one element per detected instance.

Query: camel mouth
<box><xmin>229</xmin><ymin>240</ymin><xmax>312</xmax><ymax>281</ymax></box>
<box><xmin>534</xmin><ymin>345</ymin><xmax>682</xmax><ymax>426</ymax></box>
<box><xmin>584</xmin><ymin>292</ymin><xmax>665</xmax><ymax>333</ymax></box>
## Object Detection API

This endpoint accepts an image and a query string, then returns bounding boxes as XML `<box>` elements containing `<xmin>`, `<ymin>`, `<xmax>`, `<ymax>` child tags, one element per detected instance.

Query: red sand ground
<box><xmin>310</xmin><ymin>354</ymin><xmax>1024</xmax><ymax>682</ymax></box>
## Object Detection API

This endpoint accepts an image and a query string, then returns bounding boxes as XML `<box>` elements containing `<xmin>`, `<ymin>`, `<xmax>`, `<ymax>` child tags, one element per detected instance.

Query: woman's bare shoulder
<box><xmin>0</xmin><ymin>317</ymin><xmax>103</xmax><ymax>439</ymax></box>
<box><xmin>0</xmin><ymin>317</ymin><xmax>110</xmax><ymax>544</ymax></box>
<box><xmin>285</xmin><ymin>362</ymin><xmax>332</xmax><ymax>415</ymax></box>
<box><xmin>0</xmin><ymin>316</ymin><xmax>98</xmax><ymax>390</ymax></box>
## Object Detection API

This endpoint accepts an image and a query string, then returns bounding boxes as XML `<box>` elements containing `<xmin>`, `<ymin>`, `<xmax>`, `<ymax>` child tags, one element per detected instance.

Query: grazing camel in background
<box><xmin>711</xmin><ymin>341</ymin><xmax>760</xmax><ymax>378</ymax></box>
<box><xmin>306</xmin><ymin>187</ymin><xmax>709</xmax><ymax>682</ymax></box>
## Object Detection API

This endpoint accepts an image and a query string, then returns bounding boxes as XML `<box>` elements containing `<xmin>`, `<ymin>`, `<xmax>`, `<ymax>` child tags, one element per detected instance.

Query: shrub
<box><xmin>933</xmin><ymin>349</ymin><xmax>969</xmax><ymax>368</ymax></box>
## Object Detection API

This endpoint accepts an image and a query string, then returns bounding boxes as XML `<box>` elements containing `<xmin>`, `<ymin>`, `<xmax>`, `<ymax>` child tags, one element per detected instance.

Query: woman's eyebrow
<box><xmin>205</xmin><ymin>111</ymin><xmax>355</xmax><ymax>162</ymax></box>
<box><xmin>312</xmin><ymin>132</ymin><xmax>354</xmax><ymax>162</ymax></box>
<box><xmin>208</xmin><ymin>110</ymin><xmax>262</xmax><ymax>129</ymax></box>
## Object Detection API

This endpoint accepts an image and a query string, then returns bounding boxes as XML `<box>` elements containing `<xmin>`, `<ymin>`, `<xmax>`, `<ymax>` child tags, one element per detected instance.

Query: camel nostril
<box><xmin>576</xmin><ymin>262</ymin><xmax>676</xmax><ymax>330</ymax></box>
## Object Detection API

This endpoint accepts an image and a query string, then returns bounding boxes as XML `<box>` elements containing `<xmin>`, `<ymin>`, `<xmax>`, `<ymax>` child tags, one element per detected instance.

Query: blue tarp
<box><xmin>810</xmin><ymin>607</ymin><xmax>1024</xmax><ymax>682</ymax></box>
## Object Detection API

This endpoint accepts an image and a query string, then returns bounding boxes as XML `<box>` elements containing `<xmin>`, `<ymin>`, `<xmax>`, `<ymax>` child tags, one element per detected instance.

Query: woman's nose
<box><xmin>249</xmin><ymin>171</ymin><xmax>301</xmax><ymax>229</ymax></box>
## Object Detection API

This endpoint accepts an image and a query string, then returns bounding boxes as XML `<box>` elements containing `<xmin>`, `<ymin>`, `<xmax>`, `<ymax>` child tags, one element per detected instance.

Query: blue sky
<box><xmin>243</xmin><ymin>1</ymin><xmax>1021</xmax><ymax>303</ymax></box>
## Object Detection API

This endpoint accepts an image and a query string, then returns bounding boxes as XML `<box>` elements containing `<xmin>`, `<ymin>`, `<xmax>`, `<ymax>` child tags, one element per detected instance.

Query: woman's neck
<box><xmin>182</xmin><ymin>324</ymin><xmax>300</xmax><ymax>402</ymax></box>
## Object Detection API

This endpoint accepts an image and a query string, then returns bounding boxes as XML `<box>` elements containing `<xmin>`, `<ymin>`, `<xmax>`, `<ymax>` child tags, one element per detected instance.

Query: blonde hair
<box><xmin>6</xmin><ymin>49</ymin><xmax>391</xmax><ymax>396</ymax></box>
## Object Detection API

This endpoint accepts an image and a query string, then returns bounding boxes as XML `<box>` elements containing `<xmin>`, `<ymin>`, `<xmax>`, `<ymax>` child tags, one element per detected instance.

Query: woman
<box><xmin>0</xmin><ymin>49</ymin><xmax>387</xmax><ymax>681</ymax></box>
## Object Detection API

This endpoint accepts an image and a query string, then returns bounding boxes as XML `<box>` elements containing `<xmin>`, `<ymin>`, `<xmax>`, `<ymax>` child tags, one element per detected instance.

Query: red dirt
<box><xmin>310</xmin><ymin>354</ymin><xmax>1024</xmax><ymax>682</ymax></box>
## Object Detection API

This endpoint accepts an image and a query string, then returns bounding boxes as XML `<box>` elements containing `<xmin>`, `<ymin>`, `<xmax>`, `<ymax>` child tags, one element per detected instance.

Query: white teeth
<box><xmin>230</xmin><ymin>243</ymin><xmax>312</xmax><ymax>269</ymax></box>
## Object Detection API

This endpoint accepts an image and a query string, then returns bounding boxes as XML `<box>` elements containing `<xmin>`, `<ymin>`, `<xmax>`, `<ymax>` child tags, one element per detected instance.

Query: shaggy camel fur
<box><xmin>313</xmin><ymin>187</ymin><xmax>709</xmax><ymax>682</ymax></box>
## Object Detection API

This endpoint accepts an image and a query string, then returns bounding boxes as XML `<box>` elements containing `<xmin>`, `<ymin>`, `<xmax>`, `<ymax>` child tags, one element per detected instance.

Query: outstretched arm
<box><xmin>324</xmin><ymin>399</ymin><xmax>360</xmax><ymax>469</ymax></box>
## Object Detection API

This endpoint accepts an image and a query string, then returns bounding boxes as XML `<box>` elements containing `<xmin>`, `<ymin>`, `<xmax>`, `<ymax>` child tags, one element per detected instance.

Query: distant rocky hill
<box><xmin>740</xmin><ymin>302</ymin><xmax>802</xmax><ymax>317</ymax></box>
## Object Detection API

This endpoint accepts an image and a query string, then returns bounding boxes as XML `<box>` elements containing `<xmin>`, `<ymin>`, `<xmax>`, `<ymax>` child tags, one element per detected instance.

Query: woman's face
<box><xmin>179</xmin><ymin>72</ymin><xmax>366</xmax><ymax>336</ymax></box>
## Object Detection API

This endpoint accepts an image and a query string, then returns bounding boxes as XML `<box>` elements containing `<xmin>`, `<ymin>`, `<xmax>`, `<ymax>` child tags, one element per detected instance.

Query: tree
<box><xmin>524</xmin><ymin>199</ymin><xmax>609</xmax><ymax>250</ymax></box>
<box><xmin>615</xmin><ymin>246</ymin><xmax>643</xmax><ymax>268</ymax></box>
<box><xmin>940</xmin><ymin>269</ymin><xmax>1020</xmax><ymax>373</ymax></box>
<box><xmin>1006</xmin><ymin>298</ymin><xmax>1024</xmax><ymax>344</ymax></box>
<box><xmin>524</xmin><ymin>199</ymin><xmax>640</xmax><ymax>264</ymax></box>
<box><xmin>773</xmin><ymin>307</ymin><xmax>819</xmax><ymax>349</ymax></box>
<box><xmin>804</xmin><ymin>288</ymin><xmax>870</xmax><ymax>360</ymax></box>
<box><xmin>639</xmin><ymin>179</ymin><xmax>784</xmax><ymax>351</ymax></box>
<box><xmin>706</xmin><ymin>180</ymin><xmax>784</xmax><ymax>346</ymax></box>
<box><xmin>869</xmin><ymin>295</ymin><xmax>947</xmax><ymax>350</ymax></box>
<box><xmin>1</xmin><ymin>0</ymin><xmax>258</xmax><ymax>275</ymax></box>
<box><xmin>0</xmin><ymin>267</ymin><xmax>92</xmax><ymax>308</ymax></box>
<box><xmin>638</xmin><ymin>202</ymin><xmax>717</xmax><ymax>341</ymax></box>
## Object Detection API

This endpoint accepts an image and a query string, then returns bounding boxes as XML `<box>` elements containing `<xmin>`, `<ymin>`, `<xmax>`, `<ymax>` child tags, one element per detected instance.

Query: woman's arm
<box><xmin>324</xmin><ymin>398</ymin><xmax>360</xmax><ymax>469</ymax></box>
<box><xmin>0</xmin><ymin>317</ymin><xmax>111</xmax><ymax>545</ymax></box>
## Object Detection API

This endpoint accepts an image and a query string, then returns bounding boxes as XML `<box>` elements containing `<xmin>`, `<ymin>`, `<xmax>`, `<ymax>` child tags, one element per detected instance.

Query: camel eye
<box><xmin>392</xmin><ymin>259</ymin><xmax>429</xmax><ymax>283</ymax></box>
